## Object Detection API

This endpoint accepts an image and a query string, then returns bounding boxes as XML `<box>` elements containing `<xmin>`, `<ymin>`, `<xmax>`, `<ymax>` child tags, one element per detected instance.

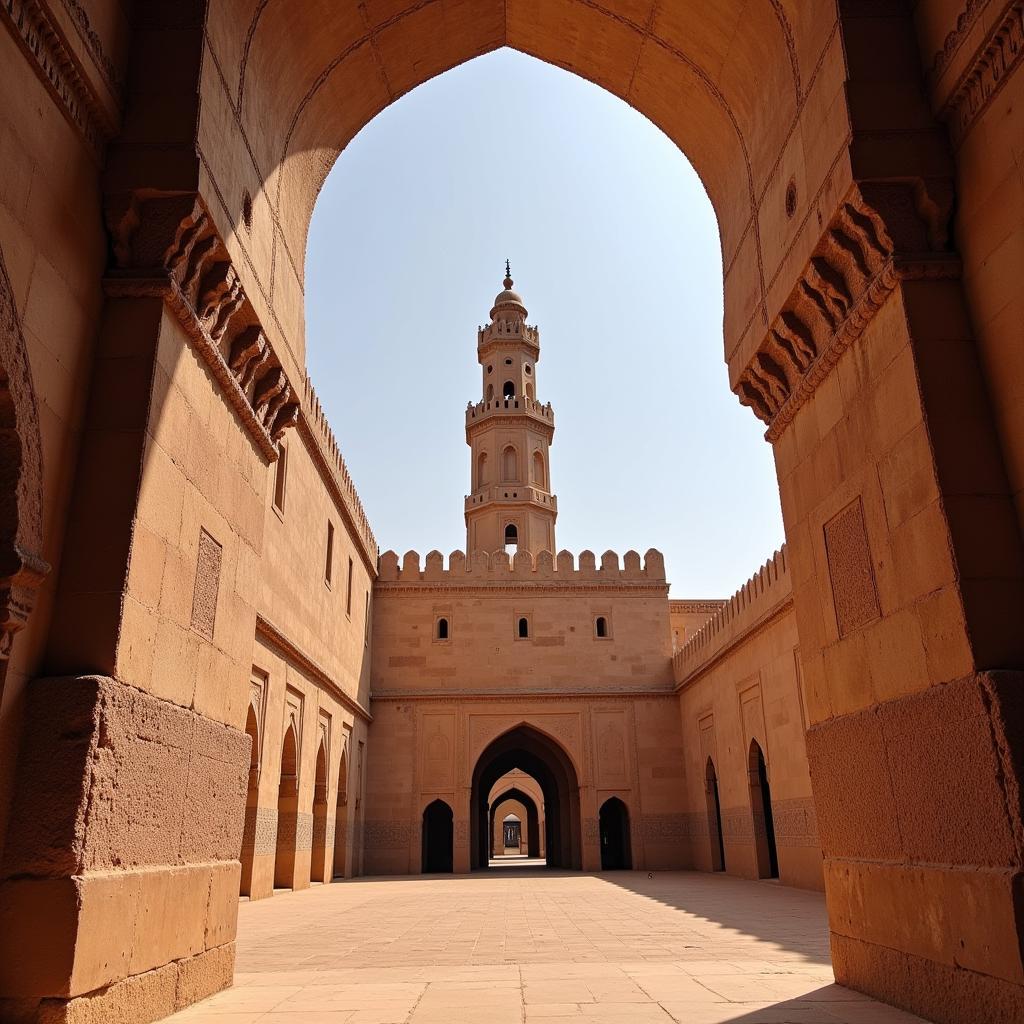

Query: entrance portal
<box><xmin>421</xmin><ymin>799</ymin><xmax>454</xmax><ymax>873</ymax></box>
<box><xmin>599</xmin><ymin>797</ymin><xmax>632</xmax><ymax>870</ymax></box>
<box><xmin>471</xmin><ymin>725</ymin><xmax>580</xmax><ymax>869</ymax></box>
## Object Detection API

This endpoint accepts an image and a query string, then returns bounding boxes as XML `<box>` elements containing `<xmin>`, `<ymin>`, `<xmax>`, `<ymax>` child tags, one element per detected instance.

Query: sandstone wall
<box><xmin>364</xmin><ymin>694</ymin><xmax>688</xmax><ymax>876</ymax></box>
<box><xmin>0</xmin><ymin>3</ymin><xmax>124</xmax><ymax>859</ymax></box>
<box><xmin>372</xmin><ymin>548</ymin><xmax>672</xmax><ymax>693</ymax></box>
<box><xmin>673</xmin><ymin>548</ymin><xmax>822</xmax><ymax>890</ymax></box>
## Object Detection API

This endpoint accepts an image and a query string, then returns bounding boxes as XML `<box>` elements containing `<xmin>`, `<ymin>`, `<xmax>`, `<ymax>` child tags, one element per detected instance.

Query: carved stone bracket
<box><xmin>736</xmin><ymin>182</ymin><xmax>960</xmax><ymax>443</ymax></box>
<box><xmin>103</xmin><ymin>192</ymin><xmax>299</xmax><ymax>461</ymax></box>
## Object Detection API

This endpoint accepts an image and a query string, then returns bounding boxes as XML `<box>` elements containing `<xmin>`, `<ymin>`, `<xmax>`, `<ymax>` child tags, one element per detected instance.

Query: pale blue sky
<box><xmin>306</xmin><ymin>49</ymin><xmax>783</xmax><ymax>598</ymax></box>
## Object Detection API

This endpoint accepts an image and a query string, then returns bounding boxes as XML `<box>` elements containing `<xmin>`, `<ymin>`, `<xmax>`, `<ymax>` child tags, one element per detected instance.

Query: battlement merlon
<box><xmin>376</xmin><ymin>548</ymin><xmax>667</xmax><ymax>587</ymax></box>
<box><xmin>300</xmin><ymin>375</ymin><xmax>378</xmax><ymax>568</ymax></box>
<box><xmin>672</xmin><ymin>546</ymin><xmax>791</xmax><ymax>683</ymax></box>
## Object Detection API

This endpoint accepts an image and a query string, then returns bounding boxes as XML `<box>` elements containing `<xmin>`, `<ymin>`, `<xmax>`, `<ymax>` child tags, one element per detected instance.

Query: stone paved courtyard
<box><xmin>166</xmin><ymin>871</ymin><xmax>927</xmax><ymax>1023</ymax></box>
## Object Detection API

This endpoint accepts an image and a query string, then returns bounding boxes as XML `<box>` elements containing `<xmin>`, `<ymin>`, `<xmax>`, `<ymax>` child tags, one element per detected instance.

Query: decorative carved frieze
<box><xmin>363</xmin><ymin>820</ymin><xmax>414</xmax><ymax>850</ymax></box>
<box><xmin>771</xmin><ymin>797</ymin><xmax>820</xmax><ymax>848</ymax></box>
<box><xmin>942</xmin><ymin>2</ymin><xmax>1024</xmax><ymax>145</ymax></box>
<box><xmin>104</xmin><ymin>192</ymin><xmax>300</xmax><ymax>460</ymax></box>
<box><xmin>244</xmin><ymin>806</ymin><xmax>278</xmax><ymax>857</ymax></box>
<box><xmin>639</xmin><ymin>814</ymin><xmax>690</xmax><ymax>841</ymax></box>
<box><xmin>1</xmin><ymin>0</ymin><xmax>119</xmax><ymax>159</ymax></box>
<box><xmin>736</xmin><ymin>183</ymin><xmax>960</xmax><ymax>443</ymax></box>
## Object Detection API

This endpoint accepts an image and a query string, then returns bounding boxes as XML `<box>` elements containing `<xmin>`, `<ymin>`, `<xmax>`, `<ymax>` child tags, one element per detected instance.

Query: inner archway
<box><xmin>488</xmin><ymin>783</ymin><xmax>542</xmax><ymax>860</ymax></box>
<box><xmin>471</xmin><ymin>724</ymin><xmax>580</xmax><ymax>870</ymax></box>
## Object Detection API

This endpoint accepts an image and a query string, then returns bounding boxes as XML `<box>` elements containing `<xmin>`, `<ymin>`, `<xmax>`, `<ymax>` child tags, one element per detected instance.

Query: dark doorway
<box><xmin>470</xmin><ymin>724</ymin><xmax>581</xmax><ymax>869</ymax></box>
<box><xmin>421</xmin><ymin>799</ymin><xmax>454</xmax><ymax>873</ymax></box>
<box><xmin>502</xmin><ymin>817</ymin><xmax>521</xmax><ymax>851</ymax></box>
<box><xmin>599</xmin><ymin>797</ymin><xmax>632</xmax><ymax>870</ymax></box>
<box><xmin>749</xmin><ymin>740</ymin><xmax>779</xmax><ymax>879</ymax></box>
<box><xmin>705</xmin><ymin>757</ymin><xmax>726</xmax><ymax>872</ymax></box>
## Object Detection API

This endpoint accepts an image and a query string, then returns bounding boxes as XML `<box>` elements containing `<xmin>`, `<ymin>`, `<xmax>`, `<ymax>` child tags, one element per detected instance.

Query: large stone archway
<box><xmin>471</xmin><ymin>723</ymin><xmax>581</xmax><ymax>870</ymax></box>
<box><xmin>0</xmin><ymin>3</ymin><xmax>1023</xmax><ymax>1023</ymax></box>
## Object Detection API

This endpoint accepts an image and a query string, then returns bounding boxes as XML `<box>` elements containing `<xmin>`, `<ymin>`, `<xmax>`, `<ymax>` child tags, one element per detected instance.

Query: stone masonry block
<box><xmin>2</xmin><ymin>675</ymin><xmax>249</xmax><ymax>879</ymax></box>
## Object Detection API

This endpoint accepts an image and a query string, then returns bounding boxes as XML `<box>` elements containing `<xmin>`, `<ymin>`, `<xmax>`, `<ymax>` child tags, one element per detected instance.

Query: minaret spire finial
<box><xmin>504</xmin><ymin>259</ymin><xmax>513</xmax><ymax>289</ymax></box>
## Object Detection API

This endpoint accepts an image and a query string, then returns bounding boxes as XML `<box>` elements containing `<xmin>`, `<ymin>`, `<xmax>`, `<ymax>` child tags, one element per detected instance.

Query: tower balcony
<box><xmin>465</xmin><ymin>486</ymin><xmax>558</xmax><ymax>514</ymax></box>
<box><xmin>465</xmin><ymin>396</ymin><xmax>555</xmax><ymax>432</ymax></box>
<box><xmin>477</xmin><ymin>321</ymin><xmax>539</xmax><ymax>350</ymax></box>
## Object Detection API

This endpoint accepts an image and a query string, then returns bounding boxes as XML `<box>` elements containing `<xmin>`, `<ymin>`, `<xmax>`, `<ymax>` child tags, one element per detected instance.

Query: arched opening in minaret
<box><xmin>531</xmin><ymin>451</ymin><xmax>545</xmax><ymax>488</ymax></box>
<box><xmin>504</xmin><ymin>523</ymin><xmax>518</xmax><ymax>551</ymax></box>
<box><xmin>305</xmin><ymin>50</ymin><xmax>783</xmax><ymax>591</ymax></box>
<box><xmin>501</xmin><ymin>446</ymin><xmax>518</xmax><ymax>483</ymax></box>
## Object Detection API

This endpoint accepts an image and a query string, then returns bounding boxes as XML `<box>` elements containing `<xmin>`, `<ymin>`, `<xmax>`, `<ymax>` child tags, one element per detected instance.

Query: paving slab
<box><xmin>162</xmin><ymin>870</ymin><xmax>928</xmax><ymax>1024</ymax></box>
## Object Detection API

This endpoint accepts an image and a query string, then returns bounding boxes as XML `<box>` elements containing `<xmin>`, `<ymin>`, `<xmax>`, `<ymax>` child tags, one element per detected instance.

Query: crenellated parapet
<box><xmin>300</xmin><ymin>377</ymin><xmax>377</xmax><ymax>566</ymax></box>
<box><xmin>465</xmin><ymin>395</ymin><xmax>554</xmax><ymax>431</ymax></box>
<box><xmin>477</xmin><ymin>320</ymin><xmax>539</xmax><ymax>352</ymax></box>
<box><xmin>673</xmin><ymin>546</ymin><xmax>791</xmax><ymax>684</ymax></box>
<box><xmin>376</xmin><ymin>547</ymin><xmax>666</xmax><ymax>590</ymax></box>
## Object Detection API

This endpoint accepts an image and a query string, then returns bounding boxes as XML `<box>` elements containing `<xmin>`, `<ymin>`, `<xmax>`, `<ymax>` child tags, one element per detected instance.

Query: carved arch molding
<box><xmin>0</xmin><ymin>244</ymin><xmax>48</xmax><ymax>666</ymax></box>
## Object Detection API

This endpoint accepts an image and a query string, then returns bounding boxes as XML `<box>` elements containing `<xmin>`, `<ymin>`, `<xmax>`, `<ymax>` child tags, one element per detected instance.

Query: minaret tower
<box><xmin>465</xmin><ymin>264</ymin><xmax>557</xmax><ymax>557</ymax></box>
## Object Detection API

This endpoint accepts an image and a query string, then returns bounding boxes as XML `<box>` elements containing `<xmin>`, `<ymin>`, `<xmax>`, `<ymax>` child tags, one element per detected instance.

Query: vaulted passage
<box><xmin>3</xmin><ymin>2</ymin><xmax>1024</xmax><ymax>1023</ymax></box>
<box><xmin>489</xmin><ymin>785</ymin><xmax>541</xmax><ymax>860</ymax></box>
<box><xmin>471</xmin><ymin>725</ymin><xmax>580</xmax><ymax>870</ymax></box>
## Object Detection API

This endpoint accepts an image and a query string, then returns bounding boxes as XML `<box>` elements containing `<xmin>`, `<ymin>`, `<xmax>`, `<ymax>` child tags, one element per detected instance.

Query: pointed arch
<box><xmin>599</xmin><ymin>797</ymin><xmax>632</xmax><ymax>870</ymax></box>
<box><xmin>421</xmin><ymin>799</ymin><xmax>454</xmax><ymax>873</ymax></box>
<box><xmin>748</xmin><ymin>739</ymin><xmax>779</xmax><ymax>879</ymax></box>
<box><xmin>470</xmin><ymin>722</ymin><xmax>581</xmax><ymax>869</ymax></box>
<box><xmin>705</xmin><ymin>756</ymin><xmax>726</xmax><ymax>872</ymax></box>
<box><xmin>502</xmin><ymin>445</ymin><xmax>518</xmax><ymax>483</ymax></box>
<box><xmin>274</xmin><ymin>723</ymin><xmax>300</xmax><ymax>889</ymax></box>
<box><xmin>333</xmin><ymin>741</ymin><xmax>349</xmax><ymax>879</ymax></box>
<box><xmin>489</xmin><ymin>785</ymin><xmax>542</xmax><ymax>859</ymax></box>
<box><xmin>239</xmin><ymin>702</ymin><xmax>262</xmax><ymax>896</ymax></box>
<box><xmin>531</xmin><ymin>450</ymin><xmax>545</xmax><ymax>488</ymax></box>
<box><xmin>311</xmin><ymin>736</ymin><xmax>330</xmax><ymax>882</ymax></box>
